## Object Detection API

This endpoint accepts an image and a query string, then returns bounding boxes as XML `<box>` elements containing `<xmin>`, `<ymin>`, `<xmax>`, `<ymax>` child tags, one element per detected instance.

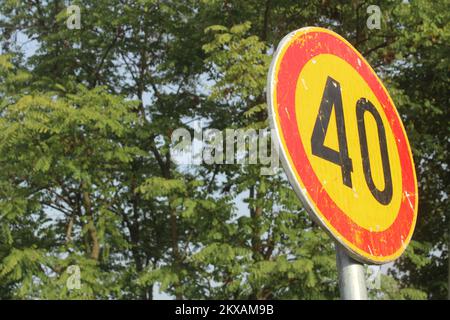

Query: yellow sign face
<box><xmin>296</xmin><ymin>54</ymin><xmax>402</xmax><ymax>232</ymax></box>
<box><xmin>267</xmin><ymin>27</ymin><xmax>418</xmax><ymax>263</ymax></box>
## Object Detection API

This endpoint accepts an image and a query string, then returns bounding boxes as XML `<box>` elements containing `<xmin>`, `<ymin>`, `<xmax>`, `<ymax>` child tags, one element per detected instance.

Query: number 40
<box><xmin>311</xmin><ymin>76</ymin><xmax>393</xmax><ymax>205</ymax></box>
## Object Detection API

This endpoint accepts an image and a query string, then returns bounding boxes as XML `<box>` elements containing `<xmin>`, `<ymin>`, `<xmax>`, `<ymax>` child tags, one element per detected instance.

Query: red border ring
<box><xmin>267</xmin><ymin>27</ymin><xmax>418</xmax><ymax>264</ymax></box>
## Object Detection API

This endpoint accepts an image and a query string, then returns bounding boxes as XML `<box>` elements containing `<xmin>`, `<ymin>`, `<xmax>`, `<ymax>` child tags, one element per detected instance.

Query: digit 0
<box><xmin>356</xmin><ymin>98</ymin><xmax>393</xmax><ymax>205</ymax></box>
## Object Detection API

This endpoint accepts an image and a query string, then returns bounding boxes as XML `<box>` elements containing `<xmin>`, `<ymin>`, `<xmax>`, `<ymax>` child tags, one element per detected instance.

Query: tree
<box><xmin>0</xmin><ymin>0</ymin><xmax>447</xmax><ymax>299</ymax></box>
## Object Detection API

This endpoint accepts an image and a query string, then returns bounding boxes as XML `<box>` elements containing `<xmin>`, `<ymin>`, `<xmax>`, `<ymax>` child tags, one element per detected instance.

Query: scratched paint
<box><xmin>267</xmin><ymin>27</ymin><xmax>418</xmax><ymax>264</ymax></box>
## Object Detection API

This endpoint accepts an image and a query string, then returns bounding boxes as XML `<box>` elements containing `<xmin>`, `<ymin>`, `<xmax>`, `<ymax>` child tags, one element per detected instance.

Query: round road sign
<box><xmin>267</xmin><ymin>27</ymin><xmax>418</xmax><ymax>264</ymax></box>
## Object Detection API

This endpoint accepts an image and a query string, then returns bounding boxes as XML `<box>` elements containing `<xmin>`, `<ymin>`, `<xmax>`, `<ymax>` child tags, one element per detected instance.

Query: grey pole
<box><xmin>336</xmin><ymin>243</ymin><xmax>368</xmax><ymax>300</ymax></box>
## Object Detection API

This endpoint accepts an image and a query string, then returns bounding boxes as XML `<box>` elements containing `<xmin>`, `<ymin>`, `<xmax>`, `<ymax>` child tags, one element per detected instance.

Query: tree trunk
<box><xmin>81</xmin><ymin>182</ymin><xmax>100</xmax><ymax>261</ymax></box>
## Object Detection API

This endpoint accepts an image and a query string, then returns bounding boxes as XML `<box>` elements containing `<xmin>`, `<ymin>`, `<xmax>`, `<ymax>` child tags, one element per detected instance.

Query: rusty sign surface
<box><xmin>267</xmin><ymin>27</ymin><xmax>418</xmax><ymax>264</ymax></box>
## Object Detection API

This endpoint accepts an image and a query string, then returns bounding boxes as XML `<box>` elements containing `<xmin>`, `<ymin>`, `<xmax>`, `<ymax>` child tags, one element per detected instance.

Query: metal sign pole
<box><xmin>336</xmin><ymin>244</ymin><xmax>368</xmax><ymax>300</ymax></box>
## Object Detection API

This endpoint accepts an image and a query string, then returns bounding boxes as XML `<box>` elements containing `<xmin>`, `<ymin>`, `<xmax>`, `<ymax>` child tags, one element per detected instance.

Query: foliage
<box><xmin>0</xmin><ymin>0</ymin><xmax>447</xmax><ymax>300</ymax></box>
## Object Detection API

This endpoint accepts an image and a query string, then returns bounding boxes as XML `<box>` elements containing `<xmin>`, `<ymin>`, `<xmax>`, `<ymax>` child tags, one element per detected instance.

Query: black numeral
<box><xmin>310</xmin><ymin>77</ymin><xmax>393</xmax><ymax>205</ymax></box>
<box><xmin>311</xmin><ymin>76</ymin><xmax>353</xmax><ymax>188</ymax></box>
<box><xmin>356</xmin><ymin>98</ymin><xmax>393</xmax><ymax>205</ymax></box>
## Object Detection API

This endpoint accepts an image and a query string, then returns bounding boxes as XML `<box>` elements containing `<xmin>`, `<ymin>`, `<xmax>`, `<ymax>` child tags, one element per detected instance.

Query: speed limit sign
<box><xmin>267</xmin><ymin>27</ymin><xmax>418</xmax><ymax>264</ymax></box>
